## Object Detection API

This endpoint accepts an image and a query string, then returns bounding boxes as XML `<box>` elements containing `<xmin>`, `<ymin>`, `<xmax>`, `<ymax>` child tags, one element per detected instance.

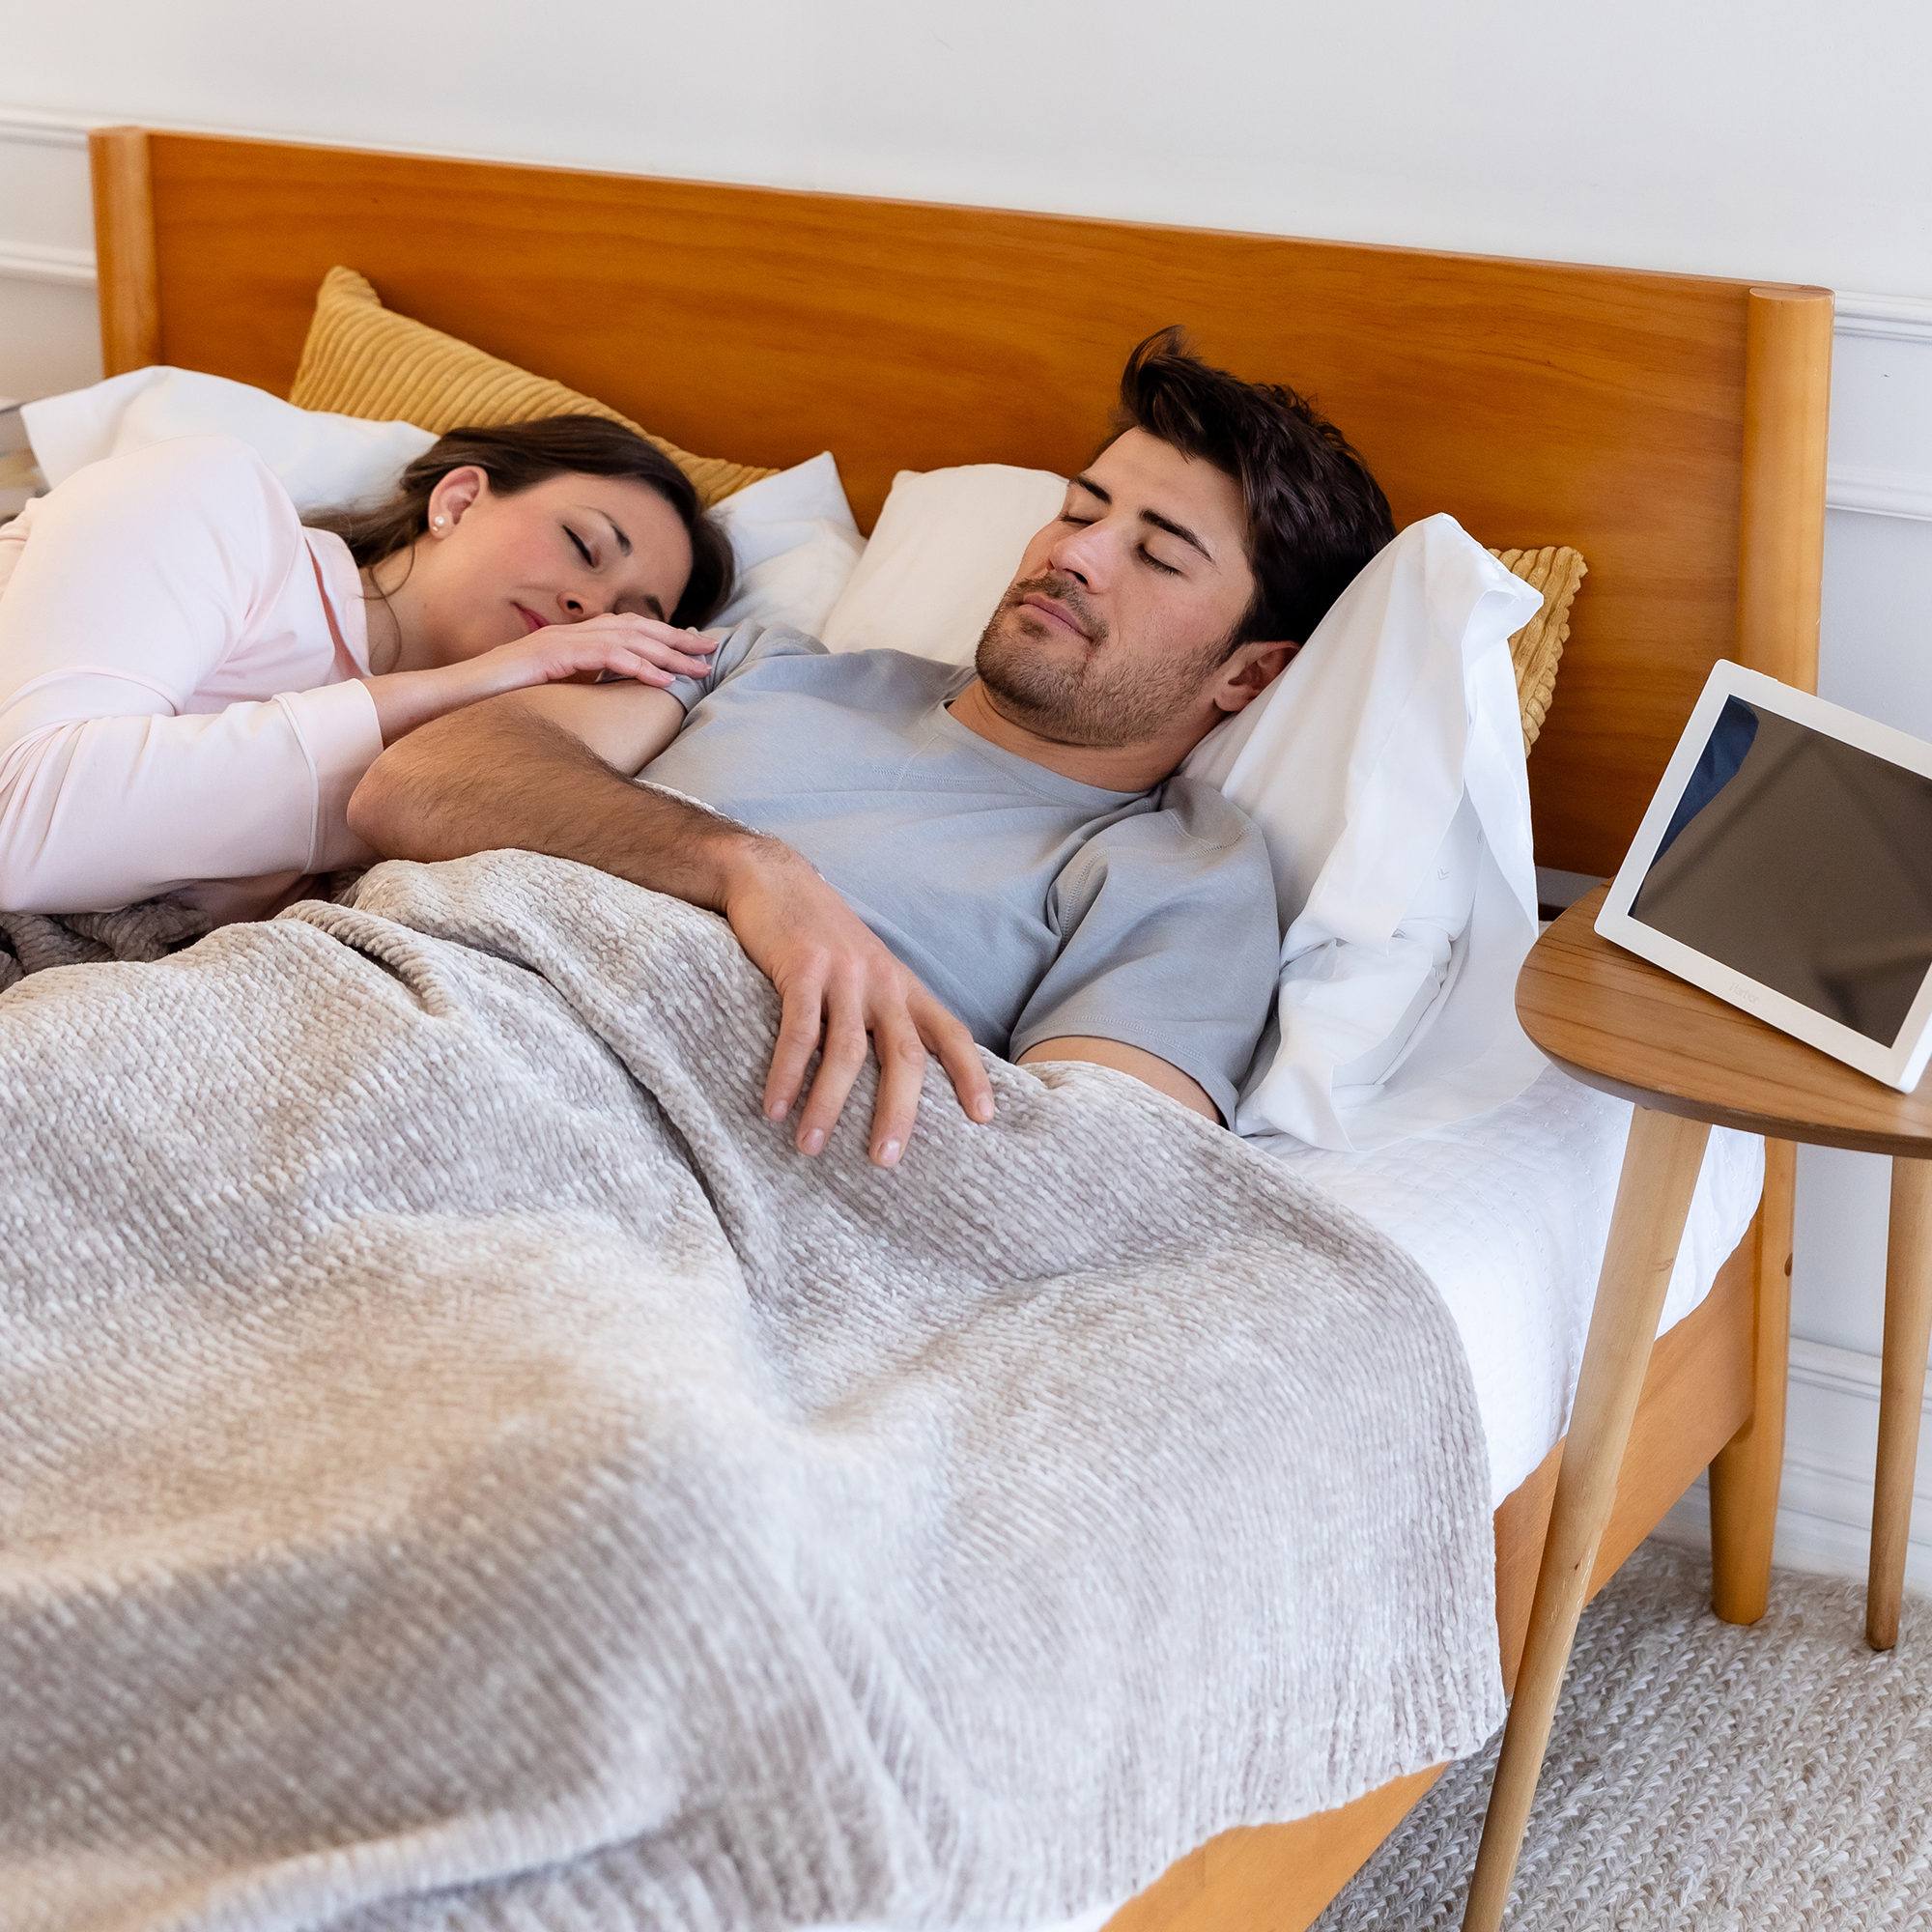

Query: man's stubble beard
<box><xmin>972</xmin><ymin>574</ymin><xmax>1232</xmax><ymax>751</ymax></box>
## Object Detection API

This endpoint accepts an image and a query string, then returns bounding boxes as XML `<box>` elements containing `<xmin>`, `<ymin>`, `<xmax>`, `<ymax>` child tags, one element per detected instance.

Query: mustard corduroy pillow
<box><xmin>287</xmin><ymin>267</ymin><xmax>776</xmax><ymax>508</ymax></box>
<box><xmin>1489</xmin><ymin>544</ymin><xmax>1587</xmax><ymax>754</ymax></box>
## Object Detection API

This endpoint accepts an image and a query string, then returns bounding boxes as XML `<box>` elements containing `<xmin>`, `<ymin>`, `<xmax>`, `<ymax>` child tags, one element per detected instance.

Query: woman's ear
<box><xmin>1212</xmin><ymin>639</ymin><xmax>1298</xmax><ymax>715</ymax></box>
<box><xmin>426</xmin><ymin>466</ymin><xmax>489</xmax><ymax>535</ymax></box>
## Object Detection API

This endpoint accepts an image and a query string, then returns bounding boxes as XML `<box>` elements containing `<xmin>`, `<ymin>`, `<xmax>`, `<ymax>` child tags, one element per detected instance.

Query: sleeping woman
<box><xmin>0</xmin><ymin>415</ymin><xmax>729</xmax><ymax>923</ymax></box>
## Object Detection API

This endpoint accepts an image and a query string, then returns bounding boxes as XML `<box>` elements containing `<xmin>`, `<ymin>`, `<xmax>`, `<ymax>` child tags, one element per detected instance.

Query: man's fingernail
<box><xmin>801</xmin><ymin>1128</ymin><xmax>825</xmax><ymax>1155</ymax></box>
<box><xmin>876</xmin><ymin>1139</ymin><xmax>901</xmax><ymax>1167</ymax></box>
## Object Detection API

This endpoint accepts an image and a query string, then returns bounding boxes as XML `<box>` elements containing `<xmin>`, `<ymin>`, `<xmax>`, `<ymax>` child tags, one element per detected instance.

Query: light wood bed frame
<box><xmin>87</xmin><ymin>125</ymin><xmax>1833</xmax><ymax>1931</ymax></box>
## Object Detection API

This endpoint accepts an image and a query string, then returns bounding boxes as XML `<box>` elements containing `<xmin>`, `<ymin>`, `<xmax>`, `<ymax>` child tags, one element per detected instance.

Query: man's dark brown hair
<box><xmin>1111</xmin><ymin>327</ymin><xmax>1395</xmax><ymax>648</ymax></box>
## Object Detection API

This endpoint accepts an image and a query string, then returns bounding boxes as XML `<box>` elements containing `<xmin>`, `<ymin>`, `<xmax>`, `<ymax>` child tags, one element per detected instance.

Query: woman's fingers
<box><xmin>516</xmin><ymin>615</ymin><xmax>717</xmax><ymax>684</ymax></box>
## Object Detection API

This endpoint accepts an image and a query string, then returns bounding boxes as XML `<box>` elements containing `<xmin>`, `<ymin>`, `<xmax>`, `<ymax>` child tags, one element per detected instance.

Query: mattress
<box><xmin>1254</xmin><ymin>1061</ymin><xmax>1766</xmax><ymax>1504</ymax></box>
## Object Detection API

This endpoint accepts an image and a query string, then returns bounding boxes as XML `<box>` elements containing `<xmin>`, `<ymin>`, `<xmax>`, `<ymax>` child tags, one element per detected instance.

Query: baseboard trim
<box><xmin>1651</xmin><ymin>1334</ymin><xmax>1932</xmax><ymax>1596</ymax></box>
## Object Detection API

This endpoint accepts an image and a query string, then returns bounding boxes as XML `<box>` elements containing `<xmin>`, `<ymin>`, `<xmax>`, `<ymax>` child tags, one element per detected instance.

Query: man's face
<box><xmin>973</xmin><ymin>429</ymin><xmax>1263</xmax><ymax>749</ymax></box>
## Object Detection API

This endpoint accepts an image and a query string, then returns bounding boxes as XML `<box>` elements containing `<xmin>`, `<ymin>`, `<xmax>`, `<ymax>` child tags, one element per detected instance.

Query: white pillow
<box><xmin>705</xmin><ymin>451</ymin><xmax>864</xmax><ymax>639</ymax></box>
<box><xmin>810</xmin><ymin>462</ymin><xmax>1546</xmax><ymax>1150</ymax></box>
<box><xmin>17</xmin><ymin>369</ymin><xmax>865</xmax><ymax>632</ymax></box>
<box><xmin>1183</xmin><ymin>515</ymin><xmax>1546</xmax><ymax>1150</ymax></box>
<box><xmin>819</xmin><ymin>464</ymin><xmax>1065</xmax><ymax>662</ymax></box>
<box><xmin>23</xmin><ymin>367</ymin><xmax>436</xmax><ymax>514</ymax></box>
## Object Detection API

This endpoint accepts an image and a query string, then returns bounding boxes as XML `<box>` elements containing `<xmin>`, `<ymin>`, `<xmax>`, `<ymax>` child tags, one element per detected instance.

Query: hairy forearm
<box><xmin>346</xmin><ymin>692</ymin><xmax>763</xmax><ymax>909</ymax></box>
<box><xmin>347</xmin><ymin>687</ymin><xmax>997</xmax><ymax>1169</ymax></box>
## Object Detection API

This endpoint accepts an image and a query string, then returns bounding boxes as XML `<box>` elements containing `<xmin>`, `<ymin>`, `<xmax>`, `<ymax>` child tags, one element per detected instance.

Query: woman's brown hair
<box><xmin>310</xmin><ymin>414</ymin><xmax>735</xmax><ymax>626</ymax></box>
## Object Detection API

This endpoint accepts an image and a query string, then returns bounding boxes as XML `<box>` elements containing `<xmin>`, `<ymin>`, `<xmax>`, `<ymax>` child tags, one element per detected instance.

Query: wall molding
<box><xmin>0</xmin><ymin>240</ymin><xmax>94</xmax><ymax>288</ymax></box>
<box><xmin>1652</xmin><ymin>1335</ymin><xmax>1932</xmax><ymax>1595</ymax></box>
<box><xmin>1830</xmin><ymin>469</ymin><xmax>1932</xmax><ymax>522</ymax></box>
<box><xmin>0</xmin><ymin>109</ymin><xmax>93</xmax><ymax>150</ymax></box>
<box><xmin>1826</xmin><ymin>292</ymin><xmax>1932</xmax><ymax>524</ymax></box>
<box><xmin>1835</xmin><ymin>291</ymin><xmax>1932</xmax><ymax>345</ymax></box>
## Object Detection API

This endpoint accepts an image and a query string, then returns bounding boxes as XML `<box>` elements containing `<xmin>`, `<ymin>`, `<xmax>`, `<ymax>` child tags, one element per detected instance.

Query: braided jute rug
<box><xmin>1313</xmin><ymin>1540</ymin><xmax>1932</xmax><ymax>1929</ymax></box>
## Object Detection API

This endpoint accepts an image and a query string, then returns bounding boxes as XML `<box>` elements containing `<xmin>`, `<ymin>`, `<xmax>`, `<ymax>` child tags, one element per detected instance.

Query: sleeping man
<box><xmin>347</xmin><ymin>329</ymin><xmax>1395</xmax><ymax>1165</ymax></box>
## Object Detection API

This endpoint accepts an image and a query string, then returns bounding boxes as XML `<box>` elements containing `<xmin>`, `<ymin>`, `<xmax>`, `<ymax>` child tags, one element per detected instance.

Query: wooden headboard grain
<box><xmin>89</xmin><ymin>127</ymin><xmax>1832</xmax><ymax>878</ymax></box>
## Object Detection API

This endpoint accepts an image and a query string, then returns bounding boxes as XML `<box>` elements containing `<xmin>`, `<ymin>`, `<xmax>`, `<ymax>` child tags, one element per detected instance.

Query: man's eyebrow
<box><xmin>1068</xmin><ymin>473</ymin><xmax>1213</xmax><ymax>563</ymax></box>
<box><xmin>1140</xmin><ymin>507</ymin><xmax>1213</xmax><ymax>563</ymax></box>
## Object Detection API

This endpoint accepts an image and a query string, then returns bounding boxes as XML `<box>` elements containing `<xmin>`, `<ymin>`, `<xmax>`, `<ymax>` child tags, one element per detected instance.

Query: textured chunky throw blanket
<box><xmin>1</xmin><ymin>851</ymin><xmax>1502</xmax><ymax>1932</ymax></box>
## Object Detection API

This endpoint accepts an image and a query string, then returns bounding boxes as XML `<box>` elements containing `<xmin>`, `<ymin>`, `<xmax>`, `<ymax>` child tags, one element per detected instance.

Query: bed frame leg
<box><xmin>1708</xmin><ymin>1138</ymin><xmax>1795</xmax><ymax>1625</ymax></box>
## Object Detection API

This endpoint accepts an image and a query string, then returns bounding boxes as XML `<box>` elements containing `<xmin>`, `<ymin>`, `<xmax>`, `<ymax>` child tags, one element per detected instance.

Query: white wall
<box><xmin>3</xmin><ymin>0</ymin><xmax>1931</xmax><ymax>296</ymax></box>
<box><xmin>3</xmin><ymin>0</ymin><xmax>1931</xmax><ymax>1593</ymax></box>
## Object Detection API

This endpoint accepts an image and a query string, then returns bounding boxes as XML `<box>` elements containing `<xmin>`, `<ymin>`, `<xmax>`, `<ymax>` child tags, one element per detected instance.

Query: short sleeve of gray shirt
<box><xmin>650</xmin><ymin>622</ymin><xmax>1281</xmax><ymax>1122</ymax></box>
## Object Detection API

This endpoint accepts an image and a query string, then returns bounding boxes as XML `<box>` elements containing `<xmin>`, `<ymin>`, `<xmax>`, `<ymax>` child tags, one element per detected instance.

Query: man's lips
<box><xmin>513</xmin><ymin>604</ymin><xmax>549</xmax><ymax>636</ymax></box>
<box><xmin>1020</xmin><ymin>592</ymin><xmax>1090</xmax><ymax>641</ymax></box>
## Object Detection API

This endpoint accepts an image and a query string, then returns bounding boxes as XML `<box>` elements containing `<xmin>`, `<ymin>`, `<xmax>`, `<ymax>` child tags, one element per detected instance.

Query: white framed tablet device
<box><xmin>1597</xmin><ymin>661</ymin><xmax>1932</xmax><ymax>1093</ymax></box>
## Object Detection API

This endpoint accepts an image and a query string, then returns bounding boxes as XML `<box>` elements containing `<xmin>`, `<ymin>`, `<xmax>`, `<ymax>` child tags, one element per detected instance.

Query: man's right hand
<box><xmin>349</xmin><ymin>691</ymin><xmax>995</xmax><ymax>1169</ymax></box>
<box><xmin>717</xmin><ymin>838</ymin><xmax>996</xmax><ymax>1167</ymax></box>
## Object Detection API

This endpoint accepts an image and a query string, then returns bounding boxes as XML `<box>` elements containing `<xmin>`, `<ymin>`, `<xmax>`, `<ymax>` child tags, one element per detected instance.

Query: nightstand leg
<box><xmin>1709</xmin><ymin>1137</ymin><xmax>1795</xmax><ymax>1625</ymax></box>
<box><xmin>1868</xmin><ymin>1155</ymin><xmax>1932</xmax><ymax>1651</ymax></box>
<box><xmin>1463</xmin><ymin>1105</ymin><xmax>1711</xmax><ymax>1932</ymax></box>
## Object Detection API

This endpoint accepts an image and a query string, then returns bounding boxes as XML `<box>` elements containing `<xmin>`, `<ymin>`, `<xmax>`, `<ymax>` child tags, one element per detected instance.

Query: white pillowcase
<box><xmin>22</xmin><ymin>366</ymin><xmax>438</xmax><ymax>514</ymax></box>
<box><xmin>812</xmin><ymin>462</ymin><xmax>1547</xmax><ymax>1149</ymax></box>
<box><xmin>17</xmin><ymin>368</ymin><xmax>865</xmax><ymax>633</ymax></box>
<box><xmin>819</xmin><ymin>464</ymin><xmax>1065</xmax><ymax>662</ymax></box>
<box><xmin>706</xmin><ymin>452</ymin><xmax>864</xmax><ymax>640</ymax></box>
<box><xmin>1183</xmin><ymin>515</ymin><xmax>1546</xmax><ymax>1150</ymax></box>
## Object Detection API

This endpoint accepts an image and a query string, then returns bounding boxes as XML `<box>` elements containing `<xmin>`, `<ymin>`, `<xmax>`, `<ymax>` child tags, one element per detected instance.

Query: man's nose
<box><xmin>1046</xmin><ymin>523</ymin><xmax>1105</xmax><ymax>587</ymax></box>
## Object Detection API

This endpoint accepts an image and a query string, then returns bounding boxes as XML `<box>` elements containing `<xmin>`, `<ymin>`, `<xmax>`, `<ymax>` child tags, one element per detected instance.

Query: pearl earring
<box><xmin>432</xmin><ymin>516</ymin><xmax>445</xmax><ymax>529</ymax></box>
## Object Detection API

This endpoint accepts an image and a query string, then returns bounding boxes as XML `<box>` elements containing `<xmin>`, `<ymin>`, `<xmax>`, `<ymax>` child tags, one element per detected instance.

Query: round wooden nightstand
<box><xmin>1464</xmin><ymin>885</ymin><xmax>1932</xmax><ymax>1931</ymax></box>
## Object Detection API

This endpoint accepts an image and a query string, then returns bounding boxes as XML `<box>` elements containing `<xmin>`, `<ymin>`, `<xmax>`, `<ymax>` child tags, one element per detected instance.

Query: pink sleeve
<box><xmin>0</xmin><ymin>437</ymin><xmax>384</xmax><ymax>913</ymax></box>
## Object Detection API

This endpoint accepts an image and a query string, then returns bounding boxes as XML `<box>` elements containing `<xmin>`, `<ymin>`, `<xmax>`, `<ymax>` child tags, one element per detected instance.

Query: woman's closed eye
<box><xmin>565</xmin><ymin>526</ymin><xmax>595</xmax><ymax>567</ymax></box>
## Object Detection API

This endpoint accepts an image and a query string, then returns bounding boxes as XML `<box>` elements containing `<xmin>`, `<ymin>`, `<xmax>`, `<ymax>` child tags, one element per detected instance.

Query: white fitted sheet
<box><xmin>807</xmin><ymin>1064</ymin><xmax>1766</xmax><ymax>1932</ymax></box>
<box><xmin>1252</xmin><ymin>1061</ymin><xmax>1766</xmax><ymax>1504</ymax></box>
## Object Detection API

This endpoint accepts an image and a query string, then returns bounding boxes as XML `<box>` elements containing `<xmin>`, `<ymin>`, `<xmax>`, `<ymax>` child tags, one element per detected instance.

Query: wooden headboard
<box><xmin>89</xmin><ymin>127</ymin><xmax>1832</xmax><ymax>879</ymax></box>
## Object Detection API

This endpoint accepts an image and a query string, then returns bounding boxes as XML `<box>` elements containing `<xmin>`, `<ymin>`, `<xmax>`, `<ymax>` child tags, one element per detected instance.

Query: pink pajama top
<box><xmin>0</xmin><ymin>436</ymin><xmax>384</xmax><ymax>923</ymax></box>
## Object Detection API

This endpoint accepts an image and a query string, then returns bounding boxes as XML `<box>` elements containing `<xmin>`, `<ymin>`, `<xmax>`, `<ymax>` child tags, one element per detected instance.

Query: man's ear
<box><xmin>1211</xmin><ymin>639</ymin><xmax>1298</xmax><ymax>715</ymax></box>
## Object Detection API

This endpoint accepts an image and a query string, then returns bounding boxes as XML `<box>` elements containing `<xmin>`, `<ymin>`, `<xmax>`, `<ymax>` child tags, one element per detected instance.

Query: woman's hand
<box><xmin>470</xmin><ymin>613</ymin><xmax>717</xmax><ymax>695</ymax></box>
<box><xmin>360</xmin><ymin>614</ymin><xmax>717</xmax><ymax>745</ymax></box>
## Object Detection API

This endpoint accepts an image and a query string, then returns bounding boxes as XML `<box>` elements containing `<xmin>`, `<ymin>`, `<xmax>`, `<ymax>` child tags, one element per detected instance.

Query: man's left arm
<box><xmin>1009</xmin><ymin>784</ymin><xmax>1280</xmax><ymax>1127</ymax></box>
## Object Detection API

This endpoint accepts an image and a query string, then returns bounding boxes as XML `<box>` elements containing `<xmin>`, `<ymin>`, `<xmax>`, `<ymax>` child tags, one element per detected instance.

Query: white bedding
<box><xmin>1257</xmin><ymin>1061</ymin><xmax>1766</xmax><ymax>1504</ymax></box>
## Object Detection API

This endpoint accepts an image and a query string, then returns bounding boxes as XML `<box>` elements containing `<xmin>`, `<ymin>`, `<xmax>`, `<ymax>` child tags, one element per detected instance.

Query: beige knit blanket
<box><xmin>0</xmin><ymin>850</ymin><xmax>1502</xmax><ymax>1932</ymax></box>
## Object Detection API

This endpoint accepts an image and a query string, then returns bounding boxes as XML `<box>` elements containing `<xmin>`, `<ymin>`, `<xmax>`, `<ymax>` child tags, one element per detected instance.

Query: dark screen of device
<box><xmin>1631</xmin><ymin>696</ymin><xmax>1932</xmax><ymax>1046</ymax></box>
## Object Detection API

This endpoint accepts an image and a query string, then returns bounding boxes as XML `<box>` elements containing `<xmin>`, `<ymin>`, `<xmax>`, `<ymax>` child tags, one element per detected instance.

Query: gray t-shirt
<box><xmin>645</xmin><ymin>624</ymin><xmax>1279</xmax><ymax>1121</ymax></box>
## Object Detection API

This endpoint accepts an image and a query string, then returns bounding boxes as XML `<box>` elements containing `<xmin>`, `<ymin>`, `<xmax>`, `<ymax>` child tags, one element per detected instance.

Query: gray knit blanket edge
<box><xmin>0</xmin><ymin>851</ymin><xmax>1502</xmax><ymax>1932</ymax></box>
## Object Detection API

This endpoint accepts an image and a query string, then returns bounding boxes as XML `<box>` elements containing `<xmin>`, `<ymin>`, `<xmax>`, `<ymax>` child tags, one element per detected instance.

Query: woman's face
<box><xmin>403</xmin><ymin>466</ymin><xmax>696</xmax><ymax>666</ymax></box>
